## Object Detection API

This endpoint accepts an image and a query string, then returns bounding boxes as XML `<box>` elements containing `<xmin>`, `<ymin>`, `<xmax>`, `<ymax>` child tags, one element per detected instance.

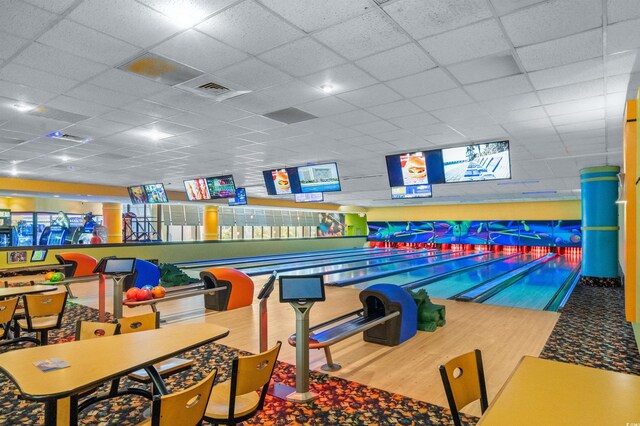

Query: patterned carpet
<box><xmin>540</xmin><ymin>284</ymin><xmax>640</xmax><ymax>375</ymax></box>
<box><xmin>0</xmin><ymin>302</ymin><xmax>477</xmax><ymax>426</ymax></box>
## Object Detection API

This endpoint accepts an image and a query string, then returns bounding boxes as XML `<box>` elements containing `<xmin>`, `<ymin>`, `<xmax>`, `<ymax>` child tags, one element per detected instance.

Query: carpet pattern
<box><xmin>0</xmin><ymin>302</ymin><xmax>477</xmax><ymax>425</ymax></box>
<box><xmin>540</xmin><ymin>284</ymin><xmax>640</xmax><ymax>375</ymax></box>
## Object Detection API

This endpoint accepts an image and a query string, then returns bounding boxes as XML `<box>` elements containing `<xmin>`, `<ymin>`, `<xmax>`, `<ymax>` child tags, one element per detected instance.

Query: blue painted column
<box><xmin>580</xmin><ymin>166</ymin><xmax>620</xmax><ymax>278</ymax></box>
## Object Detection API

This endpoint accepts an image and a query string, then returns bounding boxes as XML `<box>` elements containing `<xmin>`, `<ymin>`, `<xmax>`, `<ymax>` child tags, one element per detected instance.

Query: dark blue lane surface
<box><xmin>414</xmin><ymin>254</ymin><xmax>533</xmax><ymax>299</ymax></box>
<box><xmin>324</xmin><ymin>251</ymin><xmax>472</xmax><ymax>286</ymax></box>
<box><xmin>483</xmin><ymin>256</ymin><xmax>581</xmax><ymax>310</ymax></box>
<box><xmin>178</xmin><ymin>247</ymin><xmax>387</xmax><ymax>269</ymax></box>
<box><xmin>251</xmin><ymin>250</ymin><xmax>444</xmax><ymax>277</ymax></box>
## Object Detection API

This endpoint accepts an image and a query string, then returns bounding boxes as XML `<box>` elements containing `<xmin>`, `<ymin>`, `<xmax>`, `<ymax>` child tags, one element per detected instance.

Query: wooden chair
<box><xmin>137</xmin><ymin>369</ymin><xmax>217</xmax><ymax>426</ymax></box>
<box><xmin>117</xmin><ymin>312</ymin><xmax>160</xmax><ymax>334</ymax></box>
<box><xmin>16</xmin><ymin>291</ymin><xmax>68</xmax><ymax>345</ymax></box>
<box><xmin>439</xmin><ymin>349</ymin><xmax>489</xmax><ymax>426</ymax></box>
<box><xmin>0</xmin><ymin>297</ymin><xmax>36</xmax><ymax>347</ymax></box>
<box><xmin>75</xmin><ymin>320</ymin><xmax>121</xmax><ymax>341</ymax></box>
<box><xmin>203</xmin><ymin>342</ymin><xmax>281</xmax><ymax>425</ymax></box>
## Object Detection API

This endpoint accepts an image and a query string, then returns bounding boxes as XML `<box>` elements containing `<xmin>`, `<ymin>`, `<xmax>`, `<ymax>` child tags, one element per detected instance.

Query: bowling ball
<box><xmin>125</xmin><ymin>287</ymin><xmax>139</xmax><ymax>301</ymax></box>
<box><xmin>142</xmin><ymin>285</ymin><xmax>154</xmax><ymax>291</ymax></box>
<box><xmin>570</xmin><ymin>234</ymin><xmax>581</xmax><ymax>243</ymax></box>
<box><xmin>136</xmin><ymin>288</ymin><xmax>152</xmax><ymax>301</ymax></box>
<box><xmin>45</xmin><ymin>271</ymin><xmax>55</xmax><ymax>281</ymax></box>
<box><xmin>151</xmin><ymin>286</ymin><xmax>166</xmax><ymax>299</ymax></box>
<box><xmin>51</xmin><ymin>272</ymin><xmax>64</xmax><ymax>282</ymax></box>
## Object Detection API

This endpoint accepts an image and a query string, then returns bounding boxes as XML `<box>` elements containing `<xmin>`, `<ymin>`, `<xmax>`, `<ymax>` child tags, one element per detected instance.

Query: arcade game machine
<box><xmin>71</xmin><ymin>212</ymin><xmax>103</xmax><ymax>244</ymax></box>
<box><xmin>0</xmin><ymin>209</ymin><xmax>11</xmax><ymax>247</ymax></box>
<box><xmin>12</xmin><ymin>213</ymin><xmax>34</xmax><ymax>246</ymax></box>
<box><xmin>39</xmin><ymin>211</ymin><xmax>71</xmax><ymax>245</ymax></box>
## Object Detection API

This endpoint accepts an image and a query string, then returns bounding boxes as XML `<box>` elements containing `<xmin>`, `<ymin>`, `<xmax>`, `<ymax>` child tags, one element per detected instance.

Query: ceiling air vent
<box><xmin>175</xmin><ymin>74</ymin><xmax>250</xmax><ymax>101</ymax></box>
<box><xmin>118</xmin><ymin>52</ymin><xmax>203</xmax><ymax>86</ymax></box>
<box><xmin>29</xmin><ymin>106</ymin><xmax>89</xmax><ymax>123</ymax></box>
<box><xmin>46</xmin><ymin>131</ymin><xmax>89</xmax><ymax>143</ymax></box>
<box><xmin>263</xmin><ymin>107</ymin><xmax>317</xmax><ymax>124</ymax></box>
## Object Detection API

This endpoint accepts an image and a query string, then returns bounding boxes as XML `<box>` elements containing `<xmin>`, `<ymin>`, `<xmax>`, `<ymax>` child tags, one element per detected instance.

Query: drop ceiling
<box><xmin>0</xmin><ymin>0</ymin><xmax>637</xmax><ymax>207</ymax></box>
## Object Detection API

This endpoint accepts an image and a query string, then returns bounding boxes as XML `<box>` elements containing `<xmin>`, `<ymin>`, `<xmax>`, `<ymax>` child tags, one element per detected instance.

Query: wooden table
<box><xmin>0</xmin><ymin>285</ymin><xmax>56</xmax><ymax>298</ymax></box>
<box><xmin>477</xmin><ymin>356</ymin><xmax>640</xmax><ymax>425</ymax></box>
<box><xmin>0</xmin><ymin>323</ymin><xmax>229</xmax><ymax>426</ymax></box>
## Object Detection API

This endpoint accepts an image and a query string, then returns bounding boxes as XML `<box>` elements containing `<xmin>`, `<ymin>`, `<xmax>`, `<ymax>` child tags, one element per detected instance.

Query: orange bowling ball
<box><xmin>125</xmin><ymin>287</ymin><xmax>139</xmax><ymax>301</ymax></box>
<box><xmin>45</xmin><ymin>271</ymin><xmax>56</xmax><ymax>281</ymax></box>
<box><xmin>151</xmin><ymin>286</ymin><xmax>166</xmax><ymax>299</ymax></box>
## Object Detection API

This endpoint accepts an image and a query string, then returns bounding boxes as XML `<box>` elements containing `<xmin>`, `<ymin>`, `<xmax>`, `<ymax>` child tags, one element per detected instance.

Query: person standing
<box><xmin>89</xmin><ymin>230</ymin><xmax>102</xmax><ymax>244</ymax></box>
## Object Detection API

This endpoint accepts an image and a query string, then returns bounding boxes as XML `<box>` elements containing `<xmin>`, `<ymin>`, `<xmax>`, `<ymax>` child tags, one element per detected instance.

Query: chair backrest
<box><xmin>117</xmin><ymin>312</ymin><xmax>160</xmax><ymax>334</ymax></box>
<box><xmin>439</xmin><ymin>349</ymin><xmax>488</xmax><ymax>426</ymax></box>
<box><xmin>229</xmin><ymin>341</ymin><xmax>281</xmax><ymax>418</ymax></box>
<box><xmin>75</xmin><ymin>320</ymin><xmax>121</xmax><ymax>341</ymax></box>
<box><xmin>151</xmin><ymin>368</ymin><xmax>217</xmax><ymax>426</ymax></box>
<box><xmin>133</xmin><ymin>259</ymin><xmax>160</xmax><ymax>289</ymax></box>
<box><xmin>56</xmin><ymin>253</ymin><xmax>98</xmax><ymax>277</ymax></box>
<box><xmin>0</xmin><ymin>297</ymin><xmax>18</xmax><ymax>339</ymax></box>
<box><xmin>23</xmin><ymin>291</ymin><xmax>68</xmax><ymax>331</ymax></box>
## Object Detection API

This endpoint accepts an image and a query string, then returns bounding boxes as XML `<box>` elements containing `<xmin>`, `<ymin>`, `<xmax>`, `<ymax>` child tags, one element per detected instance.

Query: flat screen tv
<box><xmin>128</xmin><ymin>185</ymin><xmax>148</xmax><ymax>204</ymax></box>
<box><xmin>442</xmin><ymin>140</ymin><xmax>511</xmax><ymax>183</ymax></box>
<box><xmin>295</xmin><ymin>192</ymin><xmax>324</xmax><ymax>203</ymax></box>
<box><xmin>279</xmin><ymin>275</ymin><xmax>326</xmax><ymax>303</ymax></box>
<box><xmin>144</xmin><ymin>183</ymin><xmax>169</xmax><ymax>203</ymax></box>
<box><xmin>206</xmin><ymin>175</ymin><xmax>236</xmax><ymax>199</ymax></box>
<box><xmin>391</xmin><ymin>184</ymin><xmax>433</xmax><ymax>199</ymax></box>
<box><xmin>386</xmin><ymin>150</ymin><xmax>445</xmax><ymax>187</ymax></box>
<box><xmin>262</xmin><ymin>167</ymin><xmax>301</xmax><ymax>195</ymax></box>
<box><xmin>184</xmin><ymin>178</ymin><xmax>210</xmax><ymax>201</ymax></box>
<box><xmin>30</xmin><ymin>249</ymin><xmax>48</xmax><ymax>262</ymax></box>
<box><xmin>297</xmin><ymin>162</ymin><xmax>341</xmax><ymax>193</ymax></box>
<box><xmin>228</xmin><ymin>187</ymin><xmax>247</xmax><ymax>206</ymax></box>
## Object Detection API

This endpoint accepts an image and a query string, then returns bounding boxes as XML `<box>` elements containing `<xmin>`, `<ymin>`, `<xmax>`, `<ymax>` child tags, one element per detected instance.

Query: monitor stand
<box><xmin>272</xmin><ymin>301</ymin><xmax>318</xmax><ymax>403</ymax></box>
<box><xmin>111</xmin><ymin>274</ymin><xmax>127</xmax><ymax>319</ymax></box>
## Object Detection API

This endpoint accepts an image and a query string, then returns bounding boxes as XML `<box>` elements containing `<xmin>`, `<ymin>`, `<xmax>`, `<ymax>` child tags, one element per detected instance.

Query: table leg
<box><xmin>98</xmin><ymin>274</ymin><xmax>106</xmax><ymax>322</ymax></box>
<box><xmin>44</xmin><ymin>396</ymin><xmax>78</xmax><ymax>426</ymax></box>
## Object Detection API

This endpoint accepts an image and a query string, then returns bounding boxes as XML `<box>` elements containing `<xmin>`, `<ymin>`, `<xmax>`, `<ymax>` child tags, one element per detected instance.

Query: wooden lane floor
<box><xmin>64</xmin><ymin>274</ymin><xmax>559</xmax><ymax>417</ymax></box>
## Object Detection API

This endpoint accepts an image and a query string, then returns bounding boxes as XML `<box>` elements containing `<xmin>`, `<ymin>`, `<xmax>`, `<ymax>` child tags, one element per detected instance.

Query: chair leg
<box><xmin>39</xmin><ymin>331</ymin><xmax>48</xmax><ymax>346</ymax></box>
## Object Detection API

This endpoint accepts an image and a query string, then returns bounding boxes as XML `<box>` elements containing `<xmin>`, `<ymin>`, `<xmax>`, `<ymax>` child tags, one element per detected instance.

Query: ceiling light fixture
<box><xmin>320</xmin><ymin>84</ymin><xmax>334</xmax><ymax>93</ymax></box>
<box><xmin>9</xmin><ymin>168</ymin><xmax>18</xmax><ymax>176</ymax></box>
<box><xmin>164</xmin><ymin>5</ymin><xmax>203</xmax><ymax>28</ymax></box>
<box><xmin>145</xmin><ymin>129</ymin><xmax>173</xmax><ymax>140</ymax></box>
<box><xmin>59</xmin><ymin>155</ymin><xmax>70</xmax><ymax>162</ymax></box>
<box><xmin>12</xmin><ymin>103</ymin><xmax>35</xmax><ymax>112</ymax></box>
<box><xmin>53</xmin><ymin>195</ymin><xmax>60</xmax><ymax>198</ymax></box>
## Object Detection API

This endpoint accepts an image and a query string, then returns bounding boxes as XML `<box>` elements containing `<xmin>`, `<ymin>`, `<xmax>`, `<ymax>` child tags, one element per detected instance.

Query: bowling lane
<box><xmin>332</xmin><ymin>251</ymin><xmax>482</xmax><ymax>288</ymax></box>
<box><xmin>242</xmin><ymin>249</ymin><xmax>438</xmax><ymax>276</ymax></box>
<box><xmin>412</xmin><ymin>254</ymin><xmax>533</xmax><ymax>299</ymax></box>
<box><xmin>483</xmin><ymin>256</ymin><xmax>580</xmax><ymax>310</ymax></box>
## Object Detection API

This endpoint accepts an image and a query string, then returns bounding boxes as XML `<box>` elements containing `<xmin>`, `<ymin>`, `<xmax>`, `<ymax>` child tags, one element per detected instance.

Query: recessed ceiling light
<box><xmin>163</xmin><ymin>4</ymin><xmax>203</xmax><ymax>28</ymax></box>
<box><xmin>145</xmin><ymin>129</ymin><xmax>173</xmax><ymax>140</ymax></box>
<box><xmin>9</xmin><ymin>168</ymin><xmax>18</xmax><ymax>176</ymax></box>
<box><xmin>59</xmin><ymin>155</ymin><xmax>70</xmax><ymax>162</ymax></box>
<box><xmin>12</xmin><ymin>103</ymin><xmax>35</xmax><ymax>112</ymax></box>
<box><xmin>53</xmin><ymin>195</ymin><xmax>60</xmax><ymax>198</ymax></box>
<box><xmin>320</xmin><ymin>84</ymin><xmax>334</xmax><ymax>93</ymax></box>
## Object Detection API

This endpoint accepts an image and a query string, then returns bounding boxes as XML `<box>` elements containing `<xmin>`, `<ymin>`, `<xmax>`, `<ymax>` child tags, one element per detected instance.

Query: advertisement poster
<box><xmin>317</xmin><ymin>213</ymin><xmax>345</xmax><ymax>237</ymax></box>
<box><xmin>272</xmin><ymin>169</ymin><xmax>292</xmax><ymax>195</ymax></box>
<box><xmin>298</xmin><ymin>163</ymin><xmax>341</xmax><ymax>193</ymax></box>
<box><xmin>128</xmin><ymin>186</ymin><xmax>148</xmax><ymax>204</ymax></box>
<box><xmin>0</xmin><ymin>209</ymin><xmax>10</xmax><ymax>227</ymax></box>
<box><xmin>400</xmin><ymin>152</ymin><xmax>428</xmax><ymax>185</ymax></box>
<box><xmin>8</xmin><ymin>250</ymin><xmax>27</xmax><ymax>263</ymax></box>
<box><xmin>184</xmin><ymin>178</ymin><xmax>210</xmax><ymax>200</ymax></box>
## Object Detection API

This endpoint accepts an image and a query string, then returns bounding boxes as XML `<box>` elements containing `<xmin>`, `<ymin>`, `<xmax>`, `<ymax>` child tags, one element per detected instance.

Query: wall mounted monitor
<box><xmin>391</xmin><ymin>184</ymin><xmax>433</xmax><ymax>199</ymax></box>
<box><xmin>30</xmin><ymin>249</ymin><xmax>48</xmax><ymax>262</ymax></box>
<box><xmin>184</xmin><ymin>178</ymin><xmax>210</xmax><ymax>201</ymax></box>
<box><xmin>128</xmin><ymin>185</ymin><xmax>148</xmax><ymax>204</ymax></box>
<box><xmin>144</xmin><ymin>183</ymin><xmax>169</xmax><ymax>203</ymax></box>
<box><xmin>262</xmin><ymin>167</ymin><xmax>301</xmax><ymax>195</ymax></box>
<box><xmin>386</xmin><ymin>151</ymin><xmax>445</xmax><ymax>187</ymax></box>
<box><xmin>207</xmin><ymin>175</ymin><xmax>236</xmax><ymax>199</ymax></box>
<box><xmin>295</xmin><ymin>192</ymin><xmax>324</xmax><ymax>203</ymax></box>
<box><xmin>279</xmin><ymin>275</ymin><xmax>326</xmax><ymax>303</ymax></box>
<box><xmin>228</xmin><ymin>187</ymin><xmax>247</xmax><ymax>206</ymax></box>
<box><xmin>103</xmin><ymin>258</ymin><xmax>136</xmax><ymax>275</ymax></box>
<box><xmin>442</xmin><ymin>140</ymin><xmax>511</xmax><ymax>183</ymax></box>
<box><xmin>297</xmin><ymin>162</ymin><xmax>341</xmax><ymax>193</ymax></box>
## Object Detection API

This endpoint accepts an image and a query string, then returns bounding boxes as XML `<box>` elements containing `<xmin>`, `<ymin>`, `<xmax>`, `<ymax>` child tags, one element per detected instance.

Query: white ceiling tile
<box><xmin>314</xmin><ymin>10</ymin><xmax>411</xmax><ymax>60</ymax></box>
<box><xmin>13</xmin><ymin>43</ymin><xmax>109</xmax><ymax>81</ymax></box>
<box><xmin>147</xmin><ymin>88</ymin><xmax>211</xmax><ymax>112</ymax></box>
<box><xmin>388</xmin><ymin>112</ymin><xmax>440</xmax><ymax>129</ymax></box>
<box><xmin>68</xmin><ymin>0</ymin><xmax>180</xmax><ymax>48</ymax></box>
<box><xmin>607</xmin><ymin>18</ymin><xmax>640</xmax><ymax>55</ymax></box>
<box><xmin>489</xmin><ymin>106</ymin><xmax>548</xmax><ymax>122</ymax></box>
<box><xmin>367</xmin><ymin>100</ymin><xmax>424</xmax><ymax>119</ymax></box>
<box><xmin>351</xmin><ymin>120</ymin><xmax>399</xmax><ymax>135</ymax></box>
<box><xmin>258</xmin><ymin>0</ymin><xmax>371</xmax><ymax>32</ymax></box>
<box><xmin>142</xmin><ymin>120</ymin><xmax>198</xmax><ymax>135</ymax></box>
<box><xmin>447</xmin><ymin>54</ymin><xmax>520</xmax><ymax>84</ymax></box>
<box><xmin>606</xmin><ymin>50</ymin><xmax>640</xmax><ymax>76</ymax></box>
<box><xmin>45</xmin><ymin>95</ymin><xmax>114</xmax><ymax>117</ymax></box>
<box><xmin>501</xmin><ymin>0</ymin><xmax>602</xmax><ymax>47</ymax></box>
<box><xmin>528</xmin><ymin>58</ymin><xmax>604</xmax><ymax>89</ymax></box>
<box><xmin>196</xmin><ymin>0</ymin><xmax>302</xmax><ymax>55</ymax></box>
<box><xmin>430</xmin><ymin>103</ymin><xmax>492</xmax><ymax>122</ymax></box>
<box><xmin>21</xmin><ymin>0</ymin><xmax>76</xmax><ymax>14</ymax></box>
<box><xmin>231</xmin><ymin>115</ymin><xmax>285</xmax><ymax>131</ymax></box>
<box><xmin>0</xmin><ymin>63</ymin><xmax>79</xmax><ymax>94</ymax></box>
<box><xmin>411</xmin><ymin>88</ymin><xmax>474</xmax><ymax>111</ymax></box>
<box><xmin>490</xmin><ymin>0</ymin><xmax>546</xmax><ymax>15</ymax></box>
<box><xmin>138</xmin><ymin>0</ymin><xmax>238</xmax><ymax>25</ymax></box>
<box><xmin>259</xmin><ymin>37</ymin><xmax>345</xmax><ymax>77</ymax></box>
<box><xmin>449</xmin><ymin>124</ymin><xmax>508</xmax><ymax>140</ymax></box>
<box><xmin>355</xmin><ymin>44</ymin><xmax>436</xmax><ymax>81</ymax></box>
<box><xmin>537</xmin><ymin>79</ymin><xmax>604</xmax><ymax>104</ymax></box>
<box><xmin>121</xmin><ymin>100</ymin><xmax>183</xmax><ymax>119</ymax></box>
<box><xmin>517</xmin><ymin>29</ymin><xmax>603</xmax><ymax>72</ymax></box>
<box><xmin>0</xmin><ymin>31</ymin><xmax>28</xmax><ymax>60</ymax></box>
<box><xmin>100</xmin><ymin>109</ymin><xmax>157</xmax><ymax>126</ymax></box>
<box><xmin>544</xmin><ymin>95</ymin><xmax>605</xmax><ymax>116</ymax></box>
<box><xmin>550</xmin><ymin>108</ymin><xmax>605</xmax><ymax>125</ymax></box>
<box><xmin>0</xmin><ymin>0</ymin><xmax>58</xmax><ymax>39</ymax></box>
<box><xmin>606</xmin><ymin>73</ymin><xmax>632</xmax><ymax>94</ymax></box>
<box><xmin>38</xmin><ymin>20</ymin><xmax>140</xmax><ymax>66</ymax></box>
<box><xmin>164</xmin><ymin>112</ymin><xmax>221</xmax><ymax>129</ymax></box>
<box><xmin>152</xmin><ymin>30</ymin><xmax>247</xmax><ymax>77</ymax></box>
<box><xmin>387</xmin><ymin>68</ymin><xmax>458</xmax><ymax>98</ymax></box>
<box><xmin>223</xmin><ymin>91</ymin><xmax>287</xmax><ymax>115</ymax></box>
<box><xmin>328</xmin><ymin>109</ymin><xmax>379</xmax><ymax>126</ymax></box>
<box><xmin>0</xmin><ymin>80</ymin><xmax>57</xmax><ymax>104</ymax></box>
<box><xmin>607</xmin><ymin>0</ymin><xmax>640</xmax><ymax>24</ymax></box>
<box><xmin>338</xmin><ymin>84</ymin><xmax>402</xmax><ymax>108</ymax></box>
<box><xmin>464</xmin><ymin>74</ymin><xmax>533</xmax><ymax>101</ymax></box>
<box><xmin>65</xmin><ymin>84</ymin><xmax>138</xmax><ymax>108</ymax></box>
<box><xmin>213</xmin><ymin>58</ymin><xmax>292</xmax><ymax>91</ymax></box>
<box><xmin>384</xmin><ymin>0</ymin><xmax>491</xmax><ymax>39</ymax></box>
<box><xmin>88</xmin><ymin>69</ymin><xmax>167</xmax><ymax>98</ymax></box>
<box><xmin>302</xmin><ymin>64</ymin><xmax>377</xmax><ymax>94</ymax></box>
<box><xmin>296</xmin><ymin>96</ymin><xmax>358</xmax><ymax>117</ymax></box>
<box><xmin>420</xmin><ymin>19</ymin><xmax>510</xmax><ymax>65</ymax></box>
<box><xmin>258</xmin><ymin>80</ymin><xmax>326</xmax><ymax>108</ymax></box>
